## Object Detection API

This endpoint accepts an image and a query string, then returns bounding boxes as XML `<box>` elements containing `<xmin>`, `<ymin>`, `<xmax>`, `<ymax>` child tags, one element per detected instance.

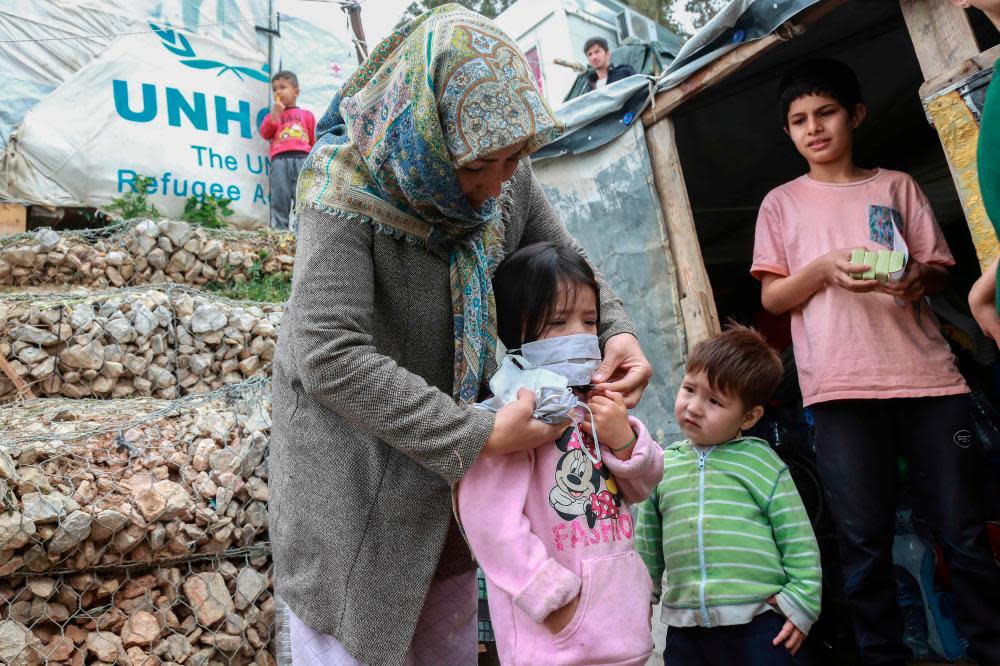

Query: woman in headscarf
<box><xmin>269</xmin><ymin>5</ymin><xmax>653</xmax><ymax>665</ymax></box>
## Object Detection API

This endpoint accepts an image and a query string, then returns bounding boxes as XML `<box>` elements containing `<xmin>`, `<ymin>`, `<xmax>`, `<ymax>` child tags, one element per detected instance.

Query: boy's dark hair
<box><xmin>777</xmin><ymin>58</ymin><xmax>863</xmax><ymax>128</ymax></box>
<box><xmin>584</xmin><ymin>37</ymin><xmax>609</xmax><ymax>54</ymax></box>
<box><xmin>493</xmin><ymin>242</ymin><xmax>599</xmax><ymax>349</ymax></box>
<box><xmin>271</xmin><ymin>70</ymin><xmax>299</xmax><ymax>87</ymax></box>
<box><xmin>686</xmin><ymin>325</ymin><xmax>783</xmax><ymax>409</ymax></box>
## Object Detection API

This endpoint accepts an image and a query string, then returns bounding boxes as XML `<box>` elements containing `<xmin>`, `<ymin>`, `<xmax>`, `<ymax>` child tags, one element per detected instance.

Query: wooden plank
<box><xmin>642</xmin><ymin>35</ymin><xmax>783</xmax><ymax>126</ymax></box>
<box><xmin>925</xmin><ymin>90</ymin><xmax>997</xmax><ymax>270</ymax></box>
<box><xmin>0</xmin><ymin>203</ymin><xmax>27</xmax><ymax>236</ymax></box>
<box><xmin>641</xmin><ymin>0</ymin><xmax>848</xmax><ymax>126</ymax></box>
<box><xmin>0</xmin><ymin>354</ymin><xmax>35</xmax><ymax>400</ymax></box>
<box><xmin>645</xmin><ymin>117</ymin><xmax>721</xmax><ymax>354</ymax></box>
<box><xmin>919</xmin><ymin>42</ymin><xmax>1000</xmax><ymax>99</ymax></box>
<box><xmin>899</xmin><ymin>0</ymin><xmax>979</xmax><ymax>80</ymax></box>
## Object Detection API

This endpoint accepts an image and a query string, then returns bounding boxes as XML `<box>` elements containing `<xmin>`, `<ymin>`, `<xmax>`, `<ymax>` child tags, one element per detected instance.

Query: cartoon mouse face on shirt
<box><xmin>548</xmin><ymin>429</ymin><xmax>602</xmax><ymax>521</ymax></box>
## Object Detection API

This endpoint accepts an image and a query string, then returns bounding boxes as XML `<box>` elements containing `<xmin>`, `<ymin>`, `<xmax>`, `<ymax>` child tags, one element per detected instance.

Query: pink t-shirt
<box><xmin>751</xmin><ymin>169</ymin><xmax>968</xmax><ymax>406</ymax></box>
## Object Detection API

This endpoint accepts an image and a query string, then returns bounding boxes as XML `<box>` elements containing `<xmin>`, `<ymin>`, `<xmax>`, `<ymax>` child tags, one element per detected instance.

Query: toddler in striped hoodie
<box><xmin>636</xmin><ymin>326</ymin><xmax>821</xmax><ymax>665</ymax></box>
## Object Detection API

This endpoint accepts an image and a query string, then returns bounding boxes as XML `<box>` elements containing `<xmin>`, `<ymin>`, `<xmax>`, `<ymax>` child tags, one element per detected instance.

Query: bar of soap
<box><xmin>888</xmin><ymin>251</ymin><xmax>905</xmax><ymax>275</ymax></box>
<box><xmin>862</xmin><ymin>251</ymin><xmax>877</xmax><ymax>280</ymax></box>
<box><xmin>875</xmin><ymin>250</ymin><xmax>891</xmax><ymax>283</ymax></box>
<box><xmin>850</xmin><ymin>249</ymin><xmax>867</xmax><ymax>279</ymax></box>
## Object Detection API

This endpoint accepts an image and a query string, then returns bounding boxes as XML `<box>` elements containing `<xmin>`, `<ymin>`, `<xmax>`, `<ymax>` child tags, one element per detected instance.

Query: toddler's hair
<box><xmin>493</xmin><ymin>242</ymin><xmax>599</xmax><ymax>349</ymax></box>
<box><xmin>271</xmin><ymin>70</ymin><xmax>299</xmax><ymax>87</ymax></box>
<box><xmin>687</xmin><ymin>325</ymin><xmax>783</xmax><ymax>409</ymax></box>
<box><xmin>777</xmin><ymin>58</ymin><xmax>863</xmax><ymax>128</ymax></box>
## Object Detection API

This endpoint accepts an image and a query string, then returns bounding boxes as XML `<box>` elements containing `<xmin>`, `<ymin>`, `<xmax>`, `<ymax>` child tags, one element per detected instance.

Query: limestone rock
<box><xmin>120</xmin><ymin>610</ymin><xmax>160</xmax><ymax>647</ymax></box>
<box><xmin>0</xmin><ymin>619</ymin><xmax>43</xmax><ymax>666</ymax></box>
<box><xmin>86</xmin><ymin>631</ymin><xmax>126</xmax><ymax>664</ymax></box>
<box><xmin>182</xmin><ymin>572</ymin><xmax>233</xmax><ymax>626</ymax></box>
<box><xmin>134</xmin><ymin>480</ymin><xmax>192</xmax><ymax>522</ymax></box>
<box><xmin>47</xmin><ymin>509</ymin><xmax>93</xmax><ymax>555</ymax></box>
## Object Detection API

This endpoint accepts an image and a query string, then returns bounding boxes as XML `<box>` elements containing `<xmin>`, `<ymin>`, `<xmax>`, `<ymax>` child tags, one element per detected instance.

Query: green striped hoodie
<box><xmin>635</xmin><ymin>437</ymin><xmax>821</xmax><ymax>633</ymax></box>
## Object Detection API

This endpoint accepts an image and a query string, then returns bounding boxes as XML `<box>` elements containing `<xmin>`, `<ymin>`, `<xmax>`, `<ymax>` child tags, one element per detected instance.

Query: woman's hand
<box><xmin>591</xmin><ymin>334</ymin><xmax>652</xmax><ymax>408</ymax></box>
<box><xmin>543</xmin><ymin>594</ymin><xmax>580</xmax><ymax>634</ymax></box>
<box><xmin>580</xmin><ymin>390</ymin><xmax>635</xmax><ymax>458</ymax></box>
<box><xmin>481</xmin><ymin>389</ymin><xmax>570</xmax><ymax>457</ymax></box>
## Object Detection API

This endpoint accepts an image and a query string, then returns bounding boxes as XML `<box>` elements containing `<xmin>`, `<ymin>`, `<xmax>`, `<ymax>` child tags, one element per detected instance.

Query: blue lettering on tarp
<box><xmin>113</xmin><ymin>81</ymin><xmax>266</xmax><ymax>138</ymax></box>
<box><xmin>246</xmin><ymin>154</ymin><xmax>269</xmax><ymax>176</ymax></box>
<box><xmin>113</xmin><ymin>80</ymin><xmax>156</xmax><ymax>123</ymax></box>
<box><xmin>117</xmin><ymin>168</ymin><xmax>258</xmax><ymax>206</ymax></box>
<box><xmin>166</xmin><ymin>88</ymin><xmax>208</xmax><ymax>131</ymax></box>
<box><xmin>215</xmin><ymin>96</ymin><xmax>252</xmax><ymax>139</ymax></box>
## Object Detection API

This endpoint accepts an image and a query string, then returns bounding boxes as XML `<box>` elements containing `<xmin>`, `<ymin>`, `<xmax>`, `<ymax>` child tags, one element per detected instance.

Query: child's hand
<box><xmin>819</xmin><ymin>248</ymin><xmax>881</xmax><ymax>293</ymax></box>
<box><xmin>581</xmin><ymin>389</ymin><xmax>634</xmax><ymax>456</ymax></box>
<box><xmin>767</xmin><ymin>596</ymin><xmax>806</xmax><ymax>655</ymax></box>
<box><xmin>543</xmin><ymin>594</ymin><xmax>580</xmax><ymax>634</ymax></box>
<box><xmin>879</xmin><ymin>260</ymin><xmax>926</xmax><ymax>301</ymax></box>
<box><xmin>271</xmin><ymin>98</ymin><xmax>285</xmax><ymax>117</ymax></box>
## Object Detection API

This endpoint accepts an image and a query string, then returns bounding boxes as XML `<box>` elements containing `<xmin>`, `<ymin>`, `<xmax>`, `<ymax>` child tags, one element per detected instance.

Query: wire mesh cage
<box><xmin>0</xmin><ymin>220</ymin><xmax>294</xmax><ymax>290</ymax></box>
<box><xmin>0</xmin><ymin>286</ymin><xmax>282</xmax><ymax>404</ymax></box>
<box><xmin>0</xmin><ymin>377</ymin><xmax>275</xmax><ymax>664</ymax></box>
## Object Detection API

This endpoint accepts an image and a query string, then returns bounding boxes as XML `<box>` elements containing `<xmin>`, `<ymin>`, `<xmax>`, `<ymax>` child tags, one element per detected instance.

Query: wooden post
<box><xmin>927</xmin><ymin>89</ymin><xmax>997</xmax><ymax>270</ymax></box>
<box><xmin>645</xmin><ymin>117</ymin><xmax>721</xmax><ymax>355</ymax></box>
<box><xmin>899</xmin><ymin>0</ymin><xmax>978</xmax><ymax>80</ymax></box>
<box><xmin>0</xmin><ymin>203</ymin><xmax>27</xmax><ymax>236</ymax></box>
<box><xmin>900</xmin><ymin>0</ymin><xmax>993</xmax><ymax>268</ymax></box>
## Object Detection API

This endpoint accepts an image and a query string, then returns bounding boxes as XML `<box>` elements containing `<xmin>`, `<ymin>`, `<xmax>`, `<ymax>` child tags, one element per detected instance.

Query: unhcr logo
<box><xmin>111</xmin><ymin>24</ymin><xmax>270</xmax><ymax>137</ymax></box>
<box><xmin>150</xmin><ymin>22</ymin><xmax>270</xmax><ymax>83</ymax></box>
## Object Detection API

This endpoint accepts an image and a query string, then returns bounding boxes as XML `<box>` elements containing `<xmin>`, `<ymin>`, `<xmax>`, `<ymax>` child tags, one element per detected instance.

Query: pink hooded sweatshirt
<box><xmin>458</xmin><ymin>416</ymin><xmax>663</xmax><ymax>666</ymax></box>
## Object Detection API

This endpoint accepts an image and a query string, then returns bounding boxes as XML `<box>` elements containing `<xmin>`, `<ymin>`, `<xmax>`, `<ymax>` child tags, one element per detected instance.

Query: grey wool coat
<box><xmin>268</xmin><ymin>159</ymin><xmax>636</xmax><ymax>666</ymax></box>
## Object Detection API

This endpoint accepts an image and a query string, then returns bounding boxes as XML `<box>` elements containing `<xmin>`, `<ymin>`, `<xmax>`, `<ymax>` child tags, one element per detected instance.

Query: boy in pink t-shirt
<box><xmin>752</xmin><ymin>58</ymin><xmax>1000</xmax><ymax>665</ymax></box>
<box><xmin>259</xmin><ymin>70</ymin><xmax>316</xmax><ymax>231</ymax></box>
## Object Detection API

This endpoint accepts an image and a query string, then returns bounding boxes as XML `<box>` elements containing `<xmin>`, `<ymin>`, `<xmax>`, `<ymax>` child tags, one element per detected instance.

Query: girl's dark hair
<box><xmin>777</xmin><ymin>58</ymin><xmax>863</xmax><ymax>128</ymax></box>
<box><xmin>493</xmin><ymin>242</ymin><xmax>599</xmax><ymax>349</ymax></box>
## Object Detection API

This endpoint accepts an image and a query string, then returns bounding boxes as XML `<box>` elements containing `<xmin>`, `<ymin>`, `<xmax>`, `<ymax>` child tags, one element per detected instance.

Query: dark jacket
<box><xmin>269</xmin><ymin>159</ymin><xmax>636</xmax><ymax>666</ymax></box>
<box><xmin>587</xmin><ymin>62</ymin><xmax>635</xmax><ymax>90</ymax></box>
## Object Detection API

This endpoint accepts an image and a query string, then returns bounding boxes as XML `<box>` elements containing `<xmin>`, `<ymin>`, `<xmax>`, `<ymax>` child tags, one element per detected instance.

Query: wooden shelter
<box><xmin>639</xmin><ymin>0</ymin><xmax>999</xmax><ymax>353</ymax></box>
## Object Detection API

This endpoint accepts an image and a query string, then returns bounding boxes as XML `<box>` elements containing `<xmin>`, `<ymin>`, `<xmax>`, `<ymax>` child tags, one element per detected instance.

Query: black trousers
<box><xmin>664</xmin><ymin>612</ymin><xmax>811</xmax><ymax>666</ymax></box>
<box><xmin>812</xmin><ymin>395</ymin><xmax>1000</xmax><ymax>665</ymax></box>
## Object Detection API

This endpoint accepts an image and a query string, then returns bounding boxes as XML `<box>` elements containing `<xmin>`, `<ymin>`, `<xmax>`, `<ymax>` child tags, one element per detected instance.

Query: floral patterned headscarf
<box><xmin>297</xmin><ymin>4</ymin><xmax>563</xmax><ymax>404</ymax></box>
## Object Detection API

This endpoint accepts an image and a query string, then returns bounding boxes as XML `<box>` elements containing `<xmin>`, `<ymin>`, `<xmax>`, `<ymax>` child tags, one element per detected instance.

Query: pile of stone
<box><xmin>0</xmin><ymin>385</ymin><xmax>275</xmax><ymax>665</ymax></box>
<box><xmin>0</xmin><ymin>221</ymin><xmax>295</xmax><ymax>289</ymax></box>
<box><xmin>0</xmin><ymin>288</ymin><xmax>282</xmax><ymax>403</ymax></box>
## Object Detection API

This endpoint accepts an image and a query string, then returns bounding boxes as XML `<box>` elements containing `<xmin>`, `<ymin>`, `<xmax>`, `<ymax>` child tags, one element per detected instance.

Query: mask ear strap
<box><xmin>576</xmin><ymin>401</ymin><xmax>601</xmax><ymax>466</ymax></box>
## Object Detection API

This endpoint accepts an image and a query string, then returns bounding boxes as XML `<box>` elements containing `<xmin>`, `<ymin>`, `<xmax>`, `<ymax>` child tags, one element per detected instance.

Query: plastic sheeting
<box><xmin>537</xmin><ymin>0</ymin><xmax>824</xmax><ymax>159</ymax></box>
<box><xmin>533</xmin><ymin>122</ymin><xmax>686</xmax><ymax>440</ymax></box>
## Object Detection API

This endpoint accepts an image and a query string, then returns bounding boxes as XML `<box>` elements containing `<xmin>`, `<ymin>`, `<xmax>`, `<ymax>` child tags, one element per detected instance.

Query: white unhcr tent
<box><xmin>0</xmin><ymin>0</ymin><xmax>358</xmax><ymax>228</ymax></box>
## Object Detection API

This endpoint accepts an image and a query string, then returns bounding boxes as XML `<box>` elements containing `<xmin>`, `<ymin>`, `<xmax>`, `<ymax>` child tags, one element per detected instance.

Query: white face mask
<box><xmin>474</xmin><ymin>334</ymin><xmax>603</xmax><ymax>464</ymax></box>
<box><xmin>516</xmin><ymin>333</ymin><xmax>602</xmax><ymax>387</ymax></box>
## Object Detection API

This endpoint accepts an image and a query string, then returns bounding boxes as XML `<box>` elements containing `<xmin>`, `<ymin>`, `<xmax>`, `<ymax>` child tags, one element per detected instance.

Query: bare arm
<box><xmin>969</xmin><ymin>256</ymin><xmax>1000</xmax><ymax>344</ymax></box>
<box><xmin>760</xmin><ymin>248</ymin><xmax>881</xmax><ymax>315</ymax></box>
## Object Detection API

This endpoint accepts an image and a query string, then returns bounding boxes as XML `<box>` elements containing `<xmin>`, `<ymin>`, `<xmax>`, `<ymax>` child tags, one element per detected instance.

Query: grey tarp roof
<box><xmin>533</xmin><ymin>0</ymin><xmax>823</xmax><ymax>160</ymax></box>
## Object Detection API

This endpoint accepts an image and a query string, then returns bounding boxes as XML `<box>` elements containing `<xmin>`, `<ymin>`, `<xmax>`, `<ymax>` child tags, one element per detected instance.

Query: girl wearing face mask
<box><xmin>457</xmin><ymin>242</ymin><xmax>664</xmax><ymax>666</ymax></box>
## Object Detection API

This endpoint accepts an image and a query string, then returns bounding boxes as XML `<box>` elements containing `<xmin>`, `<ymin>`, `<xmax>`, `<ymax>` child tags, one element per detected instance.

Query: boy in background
<box><xmin>259</xmin><ymin>70</ymin><xmax>316</xmax><ymax>231</ymax></box>
<box><xmin>637</xmin><ymin>326</ymin><xmax>821</xmax><ymax>665</ymax></box>
<box><xmin>752</xmin><ymin>58</ymin><xmax>1000</xmax><ymax>665</ymax></box>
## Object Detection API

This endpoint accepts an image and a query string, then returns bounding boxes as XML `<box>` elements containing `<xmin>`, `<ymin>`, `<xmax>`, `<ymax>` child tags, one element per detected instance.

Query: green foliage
<box><xmin>204</xmin><ymin>249</ymin><xmax>291</xmax><ymax>303</ymax></box>
<box><xmin>393</xmin><ymin>0</ymin><xmax>516</xmax><ymax>29</ymax></box>
<box><xmin>104</xmin><ymin>175</ymin><xmax>160</xmax><ymax>220</ymax></box>
<box><xmin>182</xmin><ymin>194</ymin><xmax>234</xmax><ymax>229</ymax></box>
<box><xmin>620</xmin><ymin>0</ymin><xmax>726</xmax><ymax>38</ymax></box>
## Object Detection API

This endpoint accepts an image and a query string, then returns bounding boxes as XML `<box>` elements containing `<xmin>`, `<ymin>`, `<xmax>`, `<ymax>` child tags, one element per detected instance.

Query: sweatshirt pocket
<box><xmin>553</xmin><ymin>550</ymin><xmax>654</xmax><ymax>665</ymax></box>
